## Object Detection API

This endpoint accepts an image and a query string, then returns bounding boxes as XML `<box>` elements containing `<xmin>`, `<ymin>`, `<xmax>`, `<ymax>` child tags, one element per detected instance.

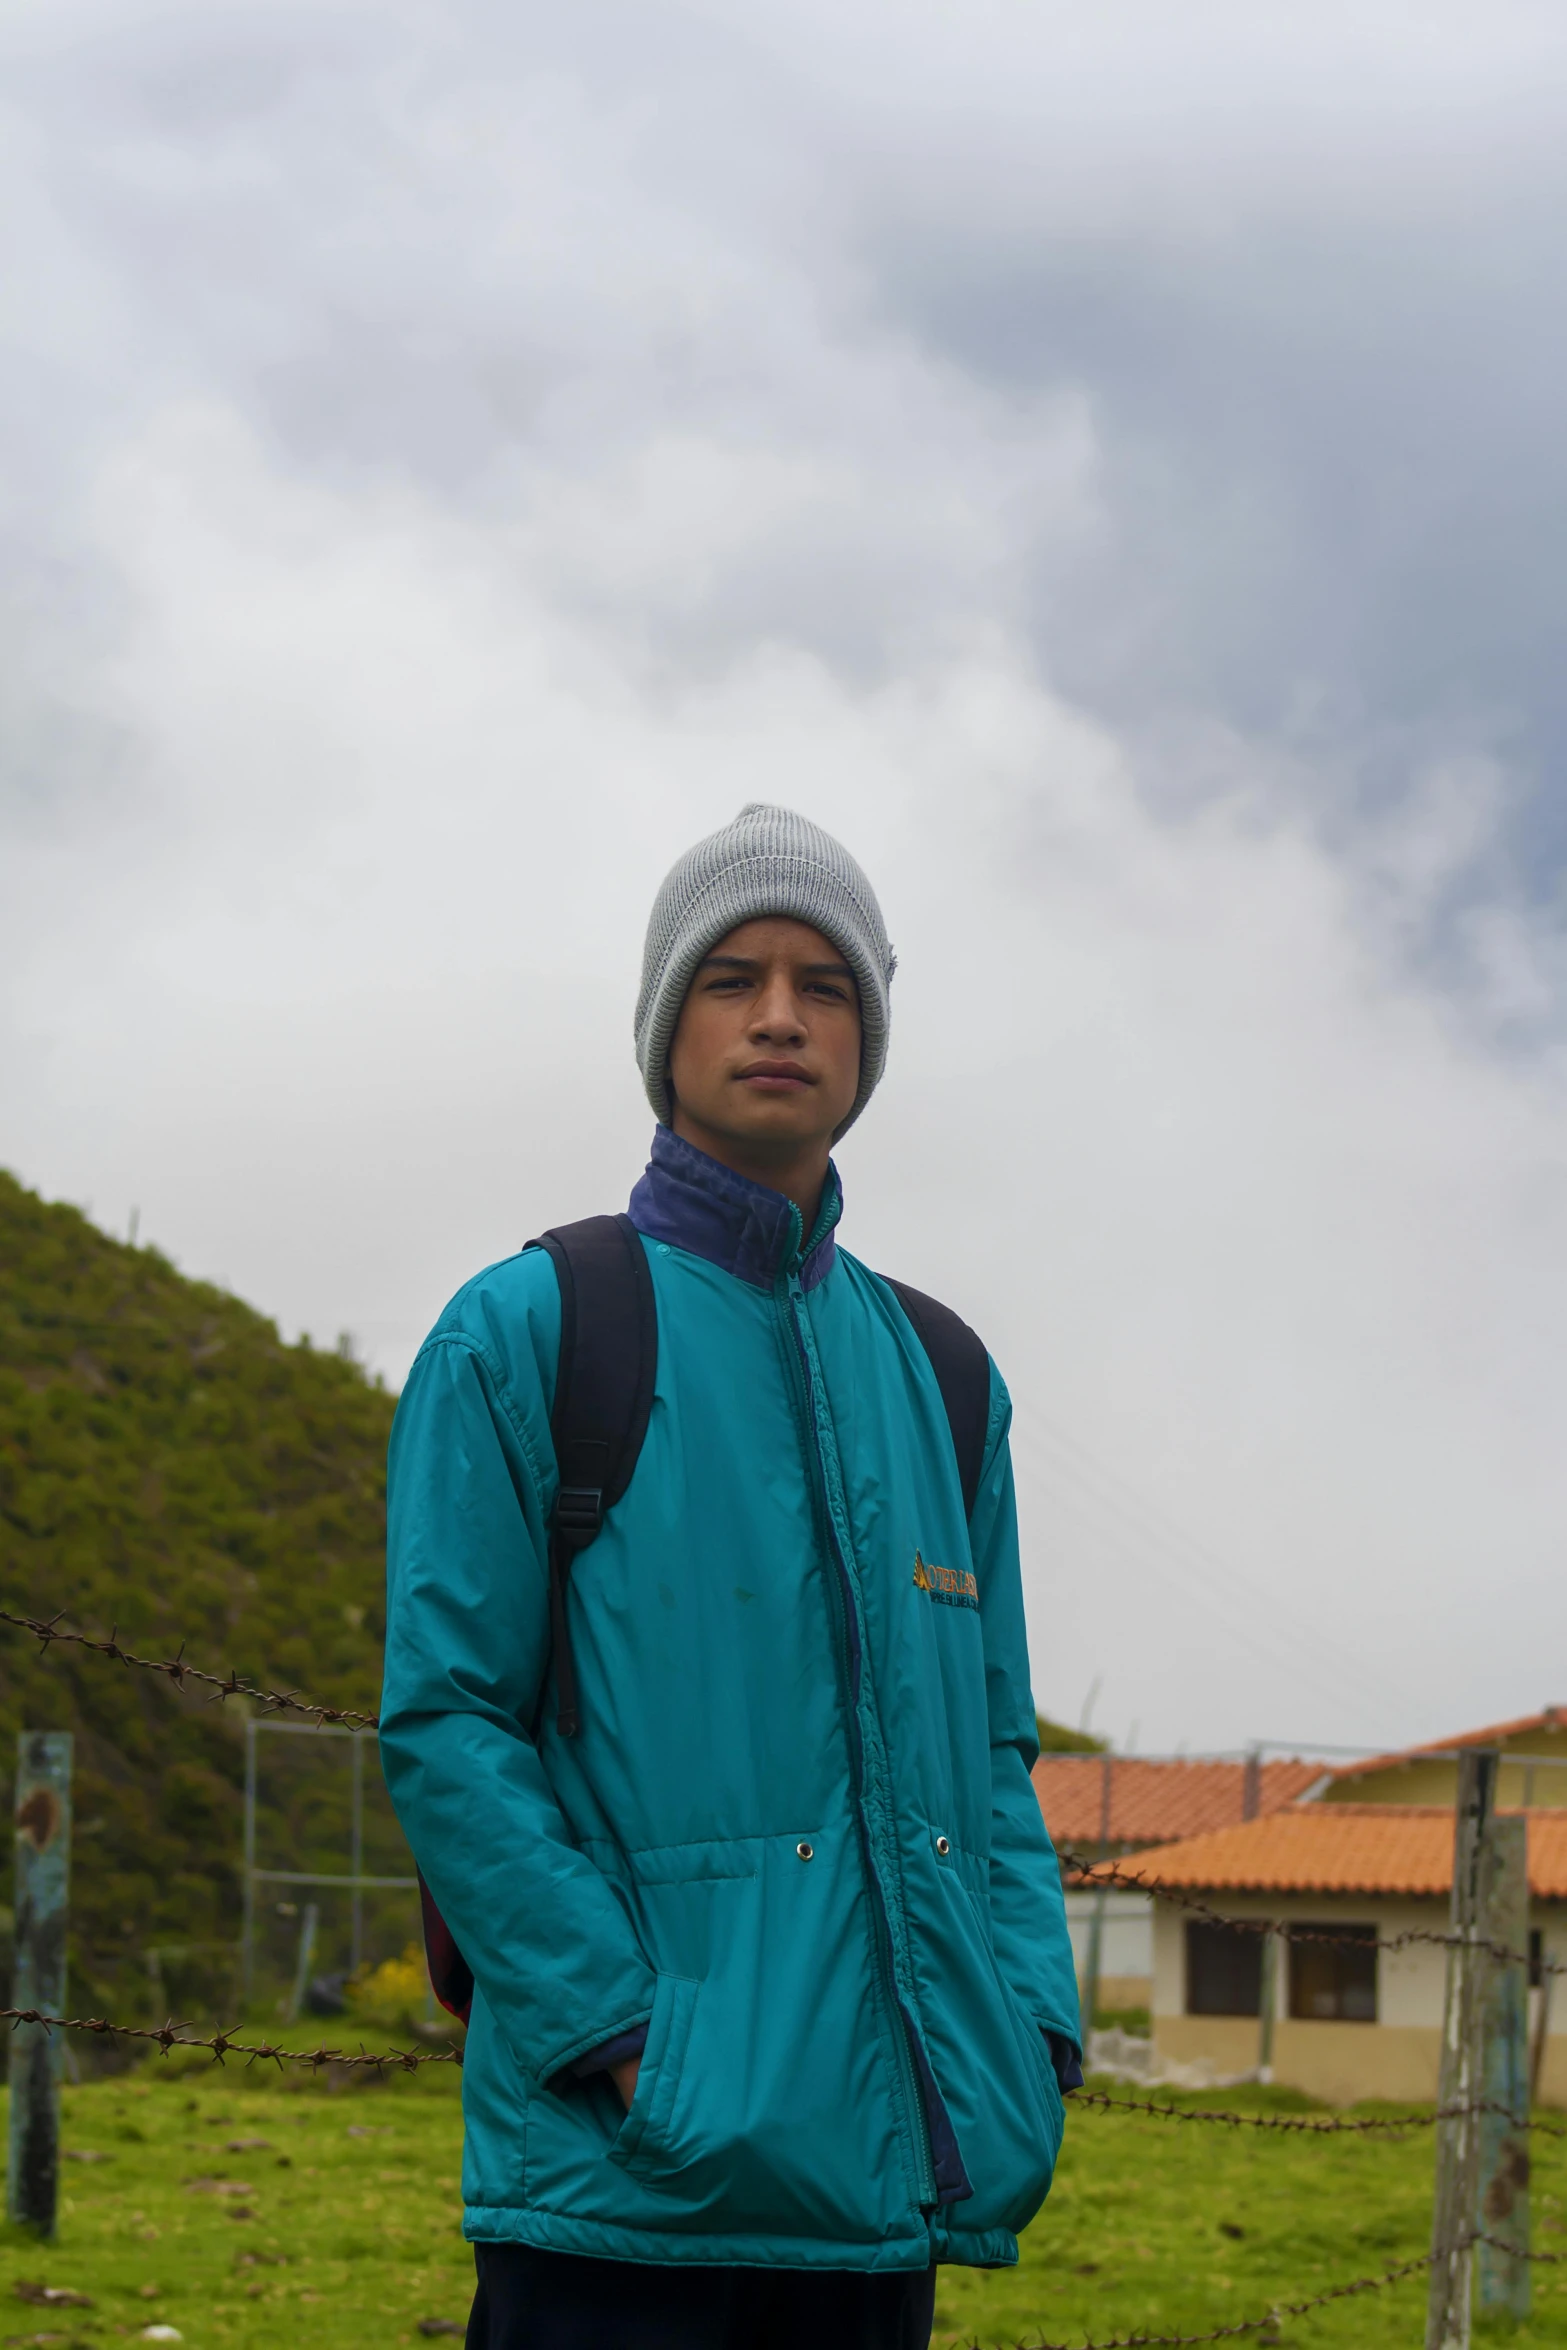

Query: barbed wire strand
<box><xmin>956</xmin><ymin>2234</ymin><xmax>1566</xmax><ymax>2350</ymax></box>
<box><xmin>14</xmin><ymin>1993</ymin><xmax>1565</xmax><ymax>2147</ymax></box>
<box><xmin>1472</xmin><ymin>2231</ymin><xmax>1567</xmax><ymax>2265</ymax></box>
<box><xmin>0</xmin><ymin>1604</ymin><xmax>378</xmax><ymax>1731</ymax></box>
<box><xmin>1074</xmin><ymin>2089</ymin><xmax>1567</xmax><ymax>2139</ymax></box>
<box><xmin>1060</xmin><ymin>1852</ymin><xmax>1566</xmax><ymax>1979</ymax></box>
<box><xmin>3</xmin><ymin>2005</ymin><xmax>457</xmax><ymax>2074</ymax></box>
<box><xmin>955</xmin><ymin>2245</ymin><xmax>1442</xmax><ymax>2350</ymax></box>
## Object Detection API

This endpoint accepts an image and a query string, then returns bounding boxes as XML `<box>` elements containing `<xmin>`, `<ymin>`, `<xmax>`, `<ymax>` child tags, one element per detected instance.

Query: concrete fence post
<box><xmin>1425</xmin><ymin>1748</ymin><xmax>1497</xmax><ymax>2350</ymax></box>
<box><xmin>1476</xmin><ymin>1813</ymin><xmax>1530</xmax><ymax>2319</ymax></box>
<box><xmin>7</xmin><ymin>1732</ymin><xmax>74</xmax><ymax>2238</ymax></box>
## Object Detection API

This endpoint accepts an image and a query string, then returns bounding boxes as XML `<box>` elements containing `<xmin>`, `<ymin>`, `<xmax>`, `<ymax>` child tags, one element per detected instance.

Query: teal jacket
<box><xmin>380</xmin><ymin>1129</ymin><xmax>1079</xmax><ymax>2272</ymax></box>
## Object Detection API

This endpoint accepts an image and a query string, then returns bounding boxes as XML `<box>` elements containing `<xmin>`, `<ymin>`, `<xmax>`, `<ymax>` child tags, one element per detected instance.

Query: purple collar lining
<box><xmin>627</xmin><ymin>1127</ymin><xmax>841</xmax><ymax>1292</ymax></box>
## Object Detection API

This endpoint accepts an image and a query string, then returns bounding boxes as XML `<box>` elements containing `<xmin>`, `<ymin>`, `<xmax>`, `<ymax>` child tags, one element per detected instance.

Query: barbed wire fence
<box><xmin>0</xmin><ymin>1604</ymin><xmax>378</xmax><ymax>1729</ymax></box>
<box><xmin>0</xmin><ymin>1605</ymin><xmax>1559</xmax><ymax>2348</ymax></box>
<box><xmin>2</xmin><ymin>1602</ymin><xmax>1553</xmax><ymax>1979</ymax></box>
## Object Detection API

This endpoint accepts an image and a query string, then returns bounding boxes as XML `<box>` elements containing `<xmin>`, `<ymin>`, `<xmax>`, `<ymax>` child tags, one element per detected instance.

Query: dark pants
<box><xmin>465</xmin><ymin>2240</ymin><xmax>938</xmax><ymax>2350</ymax></box>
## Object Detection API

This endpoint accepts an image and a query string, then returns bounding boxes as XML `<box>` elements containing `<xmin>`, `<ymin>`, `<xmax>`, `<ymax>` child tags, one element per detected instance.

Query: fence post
<box><xmin>350</xmin><ymin>1732</ymin><xmax>365</xmax><ymax>1976</ymax></box>
<box><xmin>1425</xmin><ymin>1747</ymin><xmax>1497</xmax><ymax>2350</ymax></box>
<box><xmin>241</xmin><ymin>1717</ymin><xmax>257</xmax><ymax>2007</ymax></box>
<box><xmin>286</xmin><ymin>1902</ymin><xmax>320</xmax><ymax>2024</ymax></box>
<box><xmin>1256</xmin><ymin>1925</ymin><xmax>1278</xmax><ymax>2083</ymax></box>
<box><xmin>1476</xmin><ymin>1813</ymin><xmax>1530</xmax><ymax>2318</ymax></box>
<box><xmin>7</xmin><ymin>1732</ymin><xmax>74</xmax><ymax>2238</ymax></box>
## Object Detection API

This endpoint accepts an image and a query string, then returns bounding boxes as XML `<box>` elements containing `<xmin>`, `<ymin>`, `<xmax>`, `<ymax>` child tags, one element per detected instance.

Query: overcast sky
<box><xmin>5</xmin><ymin>0</ymin><xmax>1566</xmax><ymax>1758</ymax></box>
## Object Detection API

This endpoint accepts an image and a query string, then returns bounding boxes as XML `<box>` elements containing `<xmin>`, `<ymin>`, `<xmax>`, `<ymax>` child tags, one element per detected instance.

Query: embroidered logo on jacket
<box><xmin>912</xmin><ymin>1548</ymin><xmax>978</xmax><ymax>1611</ymax></box>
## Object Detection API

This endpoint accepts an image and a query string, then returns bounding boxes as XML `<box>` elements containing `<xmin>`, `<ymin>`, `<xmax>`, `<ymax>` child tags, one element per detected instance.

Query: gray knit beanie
<box><xmin>635</xmin><ymin>803</ymin><xmax>896</xmax><ymax>1138</ymax></box>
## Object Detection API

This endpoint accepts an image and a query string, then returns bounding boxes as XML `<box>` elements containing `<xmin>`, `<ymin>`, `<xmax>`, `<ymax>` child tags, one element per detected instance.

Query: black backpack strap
<box><xmin>416</xmin><ymin>1215</ymin><xmax>656</xmax><ymax>2023</ymax></box>
<box><xmin>883</xmin><ymin>1278</ymin><xmax>992</xmax><ymax>1522</ymax></box>
<box><xmin>530</xmin><ymin>1213</ymin><xmax>657</xmax><ymax>1740</ymax></box>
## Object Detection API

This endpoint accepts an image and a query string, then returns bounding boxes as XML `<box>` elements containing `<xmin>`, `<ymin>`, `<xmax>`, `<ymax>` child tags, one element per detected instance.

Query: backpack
<box><xmin>419</xmin><ymin>1213</ymin><xmax>991</xmax><ymax>2026</ymax></box>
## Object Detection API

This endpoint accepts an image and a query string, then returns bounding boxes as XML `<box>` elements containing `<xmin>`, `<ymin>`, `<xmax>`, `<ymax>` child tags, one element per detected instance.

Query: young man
<box><xmin>380</xmin><ymin>804</ymin><xmax>1080</xmax><ymax>2350</ymax></box>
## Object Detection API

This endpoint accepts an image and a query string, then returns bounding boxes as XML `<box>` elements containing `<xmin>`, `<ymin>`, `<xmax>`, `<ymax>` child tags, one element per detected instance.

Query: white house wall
<box><xmin>1150</xmin><ymin>1893</ymin><xmax>1567</xmax><ymax>2105</ymax></box>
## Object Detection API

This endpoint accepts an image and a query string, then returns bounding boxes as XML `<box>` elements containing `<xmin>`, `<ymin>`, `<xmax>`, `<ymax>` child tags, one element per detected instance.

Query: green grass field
<box><xmin>1</xmin><ymin>2062</ymin><xmax>1562</xmax><ymax>2348</ymax></box>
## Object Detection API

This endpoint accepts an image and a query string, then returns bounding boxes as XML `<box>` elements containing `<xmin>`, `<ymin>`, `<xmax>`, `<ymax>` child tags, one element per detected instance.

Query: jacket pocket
<box><xmin>608</xmin><ymin>1837</ymin><xmax>914</xmax><ymax>2240</ymax></box>
<box><xmin>607</xmin><ymin>1972</ymin><xmax>700</xmax><ymax>2178</ymax></box>
<box><xmin>909</xmin><ymin>1867</ymin><xmax>1066</xmax><ymax>2235</ymax></box>
<box><xmin>999</xmin><ymin>1974</ymin><xmax>1065</xmax><ymax>2148</ymax></box>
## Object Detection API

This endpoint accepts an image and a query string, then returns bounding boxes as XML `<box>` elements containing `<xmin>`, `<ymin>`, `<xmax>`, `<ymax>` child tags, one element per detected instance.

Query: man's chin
<box><xmin>685</xmin><ymin>1102</ymin><xmax>835</xmax><ymax>1154</ymax></box>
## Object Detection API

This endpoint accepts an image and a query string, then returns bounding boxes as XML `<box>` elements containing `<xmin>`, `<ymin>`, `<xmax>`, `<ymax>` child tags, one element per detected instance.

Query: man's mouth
<box><xmin>737</xmin><ymin>1061</ymin><xmax>814</xmax><ymax>1092</ymax></box>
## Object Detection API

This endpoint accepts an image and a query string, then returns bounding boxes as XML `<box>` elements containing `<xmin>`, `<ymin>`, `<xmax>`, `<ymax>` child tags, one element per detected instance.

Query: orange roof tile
<box><xmin>1032</xmin><ymin>1755</ymin><xmax>1322</xmax><ymax>1850</ymax></box>
<box><xmin>1326</xmin><ymin>1706</ymin><xmax>1567</xmax><ymax>1791</ymax></box>
<box><xmin>1080</xmin><ymin>1804</ymin><xmax>1567</xmax><ymax>1901</ymax></box>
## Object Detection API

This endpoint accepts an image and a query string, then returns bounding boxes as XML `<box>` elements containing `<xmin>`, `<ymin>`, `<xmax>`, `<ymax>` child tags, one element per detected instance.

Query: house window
<box><xmin>1288</xmin><ymin>1924</ymin><xmax>1377</xmax><ymax>2022</ymax></box>
<box><xmin>1185</xmin><ymin>1921</ymin><xmax>1262</xmax><ymax>2016</ymax></box>
<box><xmin>1529</xmin><ymin>1930</ymin><xmax>1543</xmax><ymax>1991</ymax></box>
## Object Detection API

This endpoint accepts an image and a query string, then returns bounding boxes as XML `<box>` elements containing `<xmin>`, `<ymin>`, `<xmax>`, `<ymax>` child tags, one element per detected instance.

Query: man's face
<box><xmin>667</xmin><ymin>917</ymin><xmax>862</xmax><ymax>1160</ymax></box>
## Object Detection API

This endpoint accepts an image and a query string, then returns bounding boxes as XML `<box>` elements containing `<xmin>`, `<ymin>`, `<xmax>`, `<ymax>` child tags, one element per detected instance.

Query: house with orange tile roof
<box><xmin>1034</xmin><ymin>1708</ymin><xmax>1567</xmax><ymax>2035</ymax></box>
<box><xmin>1316</xmin><ymin>1705</ymin><xmax>1567</xmax><ymax>1811</ymax></box>
<box><xmin>1031</xmin><ymin>1751</ymin><xmax>1324</xmax><ymax>2017</ymax></box>
<box><xmin>1089</xmin><ymin>1804</ymin><xmax>1567</xmax><ymax>2104</ymax></box>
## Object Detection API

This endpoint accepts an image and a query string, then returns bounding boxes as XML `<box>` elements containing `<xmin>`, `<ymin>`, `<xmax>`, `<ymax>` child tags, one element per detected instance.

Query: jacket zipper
<box><xmin>777</xmin><ymin>1251</ymin><xmax>938</xmax><ymax>2210</ymax></box>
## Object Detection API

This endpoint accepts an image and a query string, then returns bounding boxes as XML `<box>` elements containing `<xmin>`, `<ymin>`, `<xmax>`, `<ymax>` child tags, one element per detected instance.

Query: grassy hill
<box><xmin>0</xmin><ymin>1170</ymin><xmax>401</xmax><ymax>2023</ymax></box>
<box><xmin>0</xmin><ymin>1165</ymin><xmax>1110</xmax><ymax>2034</ymax></box>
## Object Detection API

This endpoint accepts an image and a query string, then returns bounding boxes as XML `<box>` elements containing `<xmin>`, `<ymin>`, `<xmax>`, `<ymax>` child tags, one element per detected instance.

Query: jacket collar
<box><xmin>627</xmin><ymin>1126</ymin><xmax>842</xmax><ymax>1293</ymax></box>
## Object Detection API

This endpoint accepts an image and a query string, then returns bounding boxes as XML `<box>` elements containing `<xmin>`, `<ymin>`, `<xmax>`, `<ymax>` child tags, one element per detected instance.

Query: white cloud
<box><xmin>3</xmin><ymin>0</ymin><xmax>1566</xmax><ymax>1758</ymax></box>
<box><xmin>5</xmin><ymin>394</ymin><xmax>1566</xmax><ymax>1758</ymax></box>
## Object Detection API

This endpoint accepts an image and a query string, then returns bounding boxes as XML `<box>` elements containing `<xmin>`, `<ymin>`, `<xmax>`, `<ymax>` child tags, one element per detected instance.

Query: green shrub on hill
<box><xmin>0</xmin><ymin>1170</ymin><xmax>400</xmax><ymax>2021</ymax></box>
<box><xmin>1035</xmin><ymin>1713</ymin><xmax>1108</xmax><ymax>1754</ymax></box>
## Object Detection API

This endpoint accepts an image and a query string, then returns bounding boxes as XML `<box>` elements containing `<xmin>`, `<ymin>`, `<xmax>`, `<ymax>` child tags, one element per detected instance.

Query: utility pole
<box><xmin>1426</xmin><ymin>1748</ymin><xmax>1497</xmax><ymax>2350</ymax></box>
<box><xmin>1476</xmin><ymin>1813</ymin><xmax>1530</xmax><ymax>2319</ymax></box>
<box><xmin>8</xmin><ymin>1733</ymin><xmax>73</xmax><ymax>2238</ymax></box>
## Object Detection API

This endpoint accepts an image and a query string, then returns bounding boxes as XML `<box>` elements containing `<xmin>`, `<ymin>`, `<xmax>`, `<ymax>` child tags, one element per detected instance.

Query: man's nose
<box><xmin>751</xmin><ymin>976</ymin><xmax>805</xmax><ymax>1039</ymax></box>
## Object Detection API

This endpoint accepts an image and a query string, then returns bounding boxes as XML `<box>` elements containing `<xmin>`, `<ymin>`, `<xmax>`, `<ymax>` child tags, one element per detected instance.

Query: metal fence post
<box><xmin>350</xmin><ymin>1731</ymin><xmax>365</xmax><ymax>1976</ymax></box>
<box><xmin>1256</xmin><ymin>1925</ymin><xmax>1278</xmax><ymax>2083</ymax></box>
<box><xmin>1531</xmin><ymin>1936</ymin><xmax>1555</xmax><ymax>2106</ymax></box>
<box><xmin>286</xmin><ymin>1903</ymin><xmax>320</xmax><ymax>2024</ymax></box>
<box><xmin>242</xmin><ymin>1717</ymin><xmax>257</xmax><ymax>2007</ymax></box>
<box><xmin>8</xmin><ymin>1731</ymin><xmax>74</xmax><ymax>2238</ymax></box>
<box><xmin>1426</xmin><ymin>1747</ymin><xmax>1497</xmax><ymax>2350</ymax></box>
<box><xmin>1082</xmin><ymin>1751</ymin><xmax>1114</xmax><ymax>2029</ymax></box>
<box><xmin>1476</xmin><ymin>1813</ymin><xmax>1530</xmax><ymax>2318</ymax></box>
